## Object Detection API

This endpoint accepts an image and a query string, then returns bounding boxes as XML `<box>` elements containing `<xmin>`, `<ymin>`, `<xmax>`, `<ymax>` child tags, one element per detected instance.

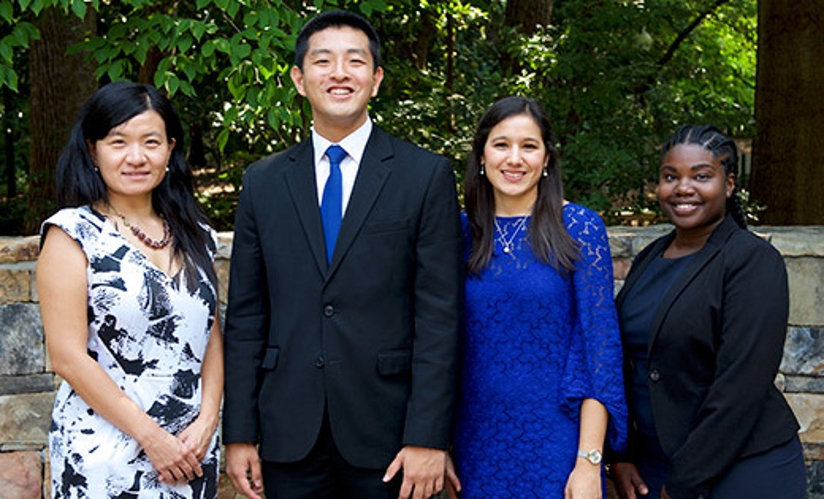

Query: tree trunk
<box><xmin>26</xmin><ymin>7</ymin><xmax>96</xmax><ymax>234</ymax></box>
<box><xmin>504</xmin><ymin>0</ymin><xmax>553</xmax><ymax>33</ymax></box>
<box><xmin>4</xmin><ymin>86</ymin><xmax>15</xmax><ymax>198</ymax></box>
<box><xmin>751</xmin><ymin>0</ymin><xmax>824</xmax><ymax>224</ymax></box>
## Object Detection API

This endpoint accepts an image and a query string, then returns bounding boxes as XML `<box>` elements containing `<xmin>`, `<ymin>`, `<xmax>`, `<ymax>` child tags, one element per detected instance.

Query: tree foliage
<box><xmin>0</xmin><ymin>0</ymin><xmax>758</xmax><ymax>232</ymax></box>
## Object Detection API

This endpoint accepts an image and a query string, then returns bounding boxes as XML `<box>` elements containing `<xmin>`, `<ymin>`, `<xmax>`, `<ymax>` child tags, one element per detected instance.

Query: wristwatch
<box><xmin>577</xmin><ymin>449</ymin><xmax>603</xmax><ymax>466</ymax></box>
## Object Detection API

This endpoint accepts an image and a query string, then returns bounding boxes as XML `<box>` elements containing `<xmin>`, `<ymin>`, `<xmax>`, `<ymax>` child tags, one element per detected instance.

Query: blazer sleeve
<box><xmin>402</xmin><ymin>157</ymin><xmax>463</xmax><ymax>449</ymax></box>
<box><xmin>222</xmin><ymin>164</ymin><xmax>271</xmax><ymax>444</ymax></box>
<box><xmin>665</xmin><ymin>236</ymin><xmax>790</xmax><ymax>498</ymax></box>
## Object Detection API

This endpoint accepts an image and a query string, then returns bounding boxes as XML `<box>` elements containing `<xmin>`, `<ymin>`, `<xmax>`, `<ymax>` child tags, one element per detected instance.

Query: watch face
<box><xmin>589</xmin><ymin>450</ymin><xmax>602</xmax><ymax>464</ymax></box>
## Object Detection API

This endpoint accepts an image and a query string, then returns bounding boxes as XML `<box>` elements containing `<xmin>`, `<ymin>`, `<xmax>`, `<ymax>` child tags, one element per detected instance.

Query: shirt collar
<box><xmin>311</xmin><ymin>117</ymin><xmax>373</xmax><ymax>166</ymax></box>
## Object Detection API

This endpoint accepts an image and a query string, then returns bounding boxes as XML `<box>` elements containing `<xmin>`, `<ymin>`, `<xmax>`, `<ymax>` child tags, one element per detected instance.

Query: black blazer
<box><xmin>222</xmin><ymin>127</ymin><xmax>462</xmax><ymax>469</ymax></box>
<box><xmin>615</xmin><ymin>215</ymin><xmax>800</xmax><ymax>499</ymax></box>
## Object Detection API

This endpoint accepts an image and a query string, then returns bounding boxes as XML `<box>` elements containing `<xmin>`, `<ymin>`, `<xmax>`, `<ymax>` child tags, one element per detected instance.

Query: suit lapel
<box><xmin>327</xmin><ymin>128</ymin><xmax>392</xmax><ymax>278</ymax></box>
<box><xmin>283</xmin><ymin>141</ymin><xmax>328</xmax><ymax>275</ymax></box>
<box><xmin>645</xmin><ymin>216</ymin><xmax>738</xmax><ymax>355</ymax></box>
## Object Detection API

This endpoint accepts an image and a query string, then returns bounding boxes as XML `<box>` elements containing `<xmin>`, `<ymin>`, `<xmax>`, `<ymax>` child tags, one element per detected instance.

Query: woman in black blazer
<box><xmin>611</xmin><ymin>125</ymin><xmax>806</xmax><ymax>499</ymax></box>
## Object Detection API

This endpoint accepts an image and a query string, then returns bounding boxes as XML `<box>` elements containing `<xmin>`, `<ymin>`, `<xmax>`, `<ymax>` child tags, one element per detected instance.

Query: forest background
<box><xmin>0</xmin><ymin>0</ymin><xmax>821</xmax><ymax>235</ymax></box>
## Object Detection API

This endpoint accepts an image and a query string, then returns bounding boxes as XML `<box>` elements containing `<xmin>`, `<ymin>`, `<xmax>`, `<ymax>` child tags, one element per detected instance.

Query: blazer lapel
<box><xmin>645</xmin><ymin>216</ymin><xmax>739</xmax><ymax>355</ymax></box>
<box><xmin>326</xmin><ymin>128</ymin><xmax>392</xmax><ymax>278</ymax></box>
<box><xmin>283</xmin><ymin>141</ymin><xmax>328</xmax><ymax>275</ymax></box>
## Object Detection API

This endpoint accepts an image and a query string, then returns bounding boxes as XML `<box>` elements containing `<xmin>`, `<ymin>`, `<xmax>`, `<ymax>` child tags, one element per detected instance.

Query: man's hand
<box><xmin>225</xmin><ymin>442</ymin><xmax>264</xmax><ymax>499</ymax></box>
<box><xmin>611</xmin><ymin>462</ymin><xmax>649</xmax><ymax>499</ymax></box>
<box><xmin>383</xmin><ymin>446</ymin><xmax>447</xmax><ymax>499</ymax></box>
<box><xmin>445</xmin><ymin>452</ymin><xmax>462</xmax><ymax>499</ymax></box>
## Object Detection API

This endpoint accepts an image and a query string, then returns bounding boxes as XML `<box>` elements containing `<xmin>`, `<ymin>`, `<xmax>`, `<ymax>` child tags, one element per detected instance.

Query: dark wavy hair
<box><xmin>464</xmin><ymin>96</ymin><xmax>579</xmax><ymax>276</ymax></box>
<box><xmin>294</xmin><ymin>9</ymin><xmax>381</xmax><ymax>71</ymax></box>
<box><xmin>662</xmin><ymin>124</ymin><xmax>747</xmax><ymax>229</ymax></box>
<box><xmin>56</xmin><ymin>81</ymin><xmax>216</xmax><ymax>291</ymax></box>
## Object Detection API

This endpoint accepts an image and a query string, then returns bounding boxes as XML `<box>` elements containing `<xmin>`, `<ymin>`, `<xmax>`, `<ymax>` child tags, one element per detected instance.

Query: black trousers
<box><xmin>261</xmin><ymin>411</ymin><xmax>402</xmax><ymax>499</ymax></box>
<box><xmin>710</xmin><ymin>435</ymin><xmax>806</xmax><ymax>499</ymax></box>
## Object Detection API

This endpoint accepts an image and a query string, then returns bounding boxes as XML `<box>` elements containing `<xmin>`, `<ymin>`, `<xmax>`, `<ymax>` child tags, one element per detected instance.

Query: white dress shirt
<box><xmin>312</xmin><ymin>118</ymin><xmax>373</xmax><ymax>216</ymax></box>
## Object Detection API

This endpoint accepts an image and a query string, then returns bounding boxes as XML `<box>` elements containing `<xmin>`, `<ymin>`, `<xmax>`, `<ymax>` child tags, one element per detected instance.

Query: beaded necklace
<box><xmin>108</xmin><ymin>203</ymin><xmax>172</xmax><ymax>250</ymax></box>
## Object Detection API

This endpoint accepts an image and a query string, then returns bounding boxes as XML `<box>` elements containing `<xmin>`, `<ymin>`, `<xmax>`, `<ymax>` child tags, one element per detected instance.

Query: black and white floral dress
<box><xmin>43</xmin><ymin>206</ymin><xmax>220</xmax><ymax>499</ymax></box>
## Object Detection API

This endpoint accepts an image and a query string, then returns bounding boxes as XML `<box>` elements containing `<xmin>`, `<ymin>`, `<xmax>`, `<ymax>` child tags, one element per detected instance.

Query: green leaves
<box><xmin>0</xmin><ymin>0</ymin><xmax>757</xmax><ymax>226</ymax></box>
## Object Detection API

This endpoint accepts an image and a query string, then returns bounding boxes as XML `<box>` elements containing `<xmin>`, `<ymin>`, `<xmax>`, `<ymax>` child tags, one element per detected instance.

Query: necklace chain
<box><xmin>108</xmin><ymin>203</ymin><xmax>172</xmax><ymax>250</ymax></box>
<box><xmin>494</xmin><ymin>216</ymin><xmax>528</xmax><ymax>256</ymax></box>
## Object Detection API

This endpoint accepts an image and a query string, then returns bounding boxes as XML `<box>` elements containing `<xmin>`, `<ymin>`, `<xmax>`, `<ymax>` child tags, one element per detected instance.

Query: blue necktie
<box><xmin>321</xmin><ymin>145</ymin><xmax>346</xmax><ymax>264</ymax></box>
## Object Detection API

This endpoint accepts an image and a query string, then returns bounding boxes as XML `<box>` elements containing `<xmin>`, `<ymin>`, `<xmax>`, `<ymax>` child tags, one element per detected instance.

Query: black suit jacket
<box><xmin>615</xmin><ymin>215</ymin><xmax>800</xmax><ymax>499</ymax></box>
<box><xmin>222</xmin><ymin>126</ymin><xmax>462</xmax><ymax>469</ymax></box>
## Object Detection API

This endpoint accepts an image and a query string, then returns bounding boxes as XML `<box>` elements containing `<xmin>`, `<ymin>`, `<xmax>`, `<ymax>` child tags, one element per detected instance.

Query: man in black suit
<box><xmin>222</xmin><ymin>10</ymin><xmax>462</xmax><ymax>499</ymax></box>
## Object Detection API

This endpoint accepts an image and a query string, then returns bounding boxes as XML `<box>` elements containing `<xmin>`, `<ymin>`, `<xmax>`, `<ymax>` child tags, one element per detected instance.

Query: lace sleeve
<box><xmin>560</xmin><ymin>205</ymin><xmax>628</xmax><ymax>452</ymax></box>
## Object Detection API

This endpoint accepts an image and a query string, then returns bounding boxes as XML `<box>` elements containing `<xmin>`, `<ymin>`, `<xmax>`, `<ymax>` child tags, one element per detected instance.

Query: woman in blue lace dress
<box><xmin>447</xmin><ymin>96</ymin><xmax>627</xmax><ymax>498</ymax></box>
<box><xmin>37</xmin><ymin>82</ymin><xmax>223</xmax><ymax>498</ymax></box>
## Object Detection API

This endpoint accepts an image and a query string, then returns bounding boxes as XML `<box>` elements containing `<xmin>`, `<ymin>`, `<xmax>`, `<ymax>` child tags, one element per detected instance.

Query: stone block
<box><xmin>0</xmin><ymin>304</ymin><xmax>45</xmax><ymax>376</ymax></box>
<box><xmin>785</xmin><ymin>258</ymin><xmax>824</xmax><ymax>326</ymax></box>
<box><xmin>782</xmin><ymin>327</ymin><xmax>824</xmax><ymax>376</ymax></box>
<box><xmin>0</xmin><ymin>269</ymin><xmax>30</xmax><ymax>304</ymax></box>
<box><xmin>0</xmin><ymin>374</ymin><xmax>54</xmax><ymax>396</ymax></box>
<box><xmin>43</xmin><ymin>446</ymin><xmax>51</xmax><ymax>499</ymax></box>
<box><xmin>804</xmin><ymin>442</ymin><xmax>824</xmax><ymax>461</ymax></box>
<box><xmin>216</xmin><ymin>259</ymin><xmax>230</xmax><ymax>307</ymax></box>
<box><xmin>216</xmin><ymin>232</ymin><xmax>233</xmax><ymax>260</ymax></box>
<box><xmin>764</xmin><ymin>226</ymin><xmax>824</xmax><ymax>258</ymax></box>
<box><xmin>0</xmin><ymin>236</ymin><xmax>39</xmax><ymax>264</ymax></box>
<box><xmin>30</xmin><ymin>269</ymin><xmax>38</xmax><ymax>303</ymax></box>
<box><xmin>0</xmin><ymin>451</ymin><xmax>42</xmax><ymax>499</ymax></box>
<box><xmin>607</xmin><ymin>230</ymin><xmax>635</xmax><ymax>259</ymax></box>
<box><xmin>785</xmin><ymin>375</ymin><xmax>824</xmax><ymax>394</ymax></box>
<box><xmin>0</xmin><ymin>392</ymin><xmax>54</xmax><ymax>446</ymax></box>
<box><xmin>809</xmin><ymin>459</ymin><xmax>824</xmax><ymax>498</ymax></box>
<box><xmin>786</xmin><ymin>393</ymin><xmax>824</xmax><ymax>444</ymax></box>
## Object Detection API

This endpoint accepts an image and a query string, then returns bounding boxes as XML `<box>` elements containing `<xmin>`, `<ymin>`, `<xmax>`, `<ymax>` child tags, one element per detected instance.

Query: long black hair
<box><xmin>56</xmin><ymin>81</ymin><xmax>217</xmax><ymax>291</ymax></box>
<box><xmin>464</xmin><ymin>96</ymin><xmax>579</xmax><ymax>276</ymax></box>
<box><xmin>662</xmin><ymin>124</ymin><xmax>747</xmax><ymax>229</ymax></box>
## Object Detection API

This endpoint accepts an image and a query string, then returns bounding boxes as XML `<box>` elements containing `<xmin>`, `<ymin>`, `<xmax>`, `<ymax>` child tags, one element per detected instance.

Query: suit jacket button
<box><xmin>315</xmin><ymin>356</ymin><xmax>325</xmax><ymax>368</ymax></box>
<box><xmin>649</xmin><ymin>370</ymin><xmax>660</xmax><ymax>382</ymax></box>
<box><xmin>323</xmin><ymin>305</ymin><xmax>334</xmax><ymax>317</ymax></box>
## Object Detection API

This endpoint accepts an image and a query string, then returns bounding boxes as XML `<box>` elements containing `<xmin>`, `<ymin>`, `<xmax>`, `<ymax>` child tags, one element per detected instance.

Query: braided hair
<box><xmin>662</xmin><ymin>124</ymin><xmax>747</xmax><ymax>229</ymax></box>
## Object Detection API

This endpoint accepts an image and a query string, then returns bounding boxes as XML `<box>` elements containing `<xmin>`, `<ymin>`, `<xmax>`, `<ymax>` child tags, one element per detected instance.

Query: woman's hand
<box><xmin>564</xmin><ymin>461</ymin><xmax>602</xmax><ymax>499</ymax></box>
<box><xmin>140</xmin><ymin>426</ymin><xmax>204</xmax><ymax>484</ymax></box>
<box><xmin>178</xmin><ymin>413</ymin><xmax>217</xmax><ymax>462</ymax></box>
<box><xmin>611</xmin><ymin>462</ymin><xmax>649</xmax><ymax>499</ymax></box>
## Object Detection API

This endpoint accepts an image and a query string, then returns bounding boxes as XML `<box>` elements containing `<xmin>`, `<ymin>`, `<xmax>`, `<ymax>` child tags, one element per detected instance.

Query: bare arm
<box><xmin>178</xmin><ymin>307</ymin><xmax>224</xmax><ymax>460</ymax></box>
<box><xmin>38</xmin><ymin>226</ymin><xmax>203</xmax><ymax>483</ymax></box>
<box><xmin>565</xmin><ymin>398</ymin><xmax>608</xmax><ymax>499</ymax></box>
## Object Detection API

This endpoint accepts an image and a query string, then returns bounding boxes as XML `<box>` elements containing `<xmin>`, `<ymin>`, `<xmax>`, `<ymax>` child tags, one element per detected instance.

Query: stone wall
<box><xmin>1</xmin><ymin>225</ymin><xmax>823</xmax><ymax>498</ymax></box>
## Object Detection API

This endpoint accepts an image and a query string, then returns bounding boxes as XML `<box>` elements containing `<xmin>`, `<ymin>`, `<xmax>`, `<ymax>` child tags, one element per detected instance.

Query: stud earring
<box><xmin>166</xmin><ymin>166</ymin><xmax>170</xmax><ymax>173</ymax></box>
<box><xmin>542</xmin><ymin>167</ymin><xmax>548</xmax><ymax>177</ymax></box>
<box><xmin>480</xmin><ymin>162</ymin><xmax>486</xmax><ymax>176</ymax></box>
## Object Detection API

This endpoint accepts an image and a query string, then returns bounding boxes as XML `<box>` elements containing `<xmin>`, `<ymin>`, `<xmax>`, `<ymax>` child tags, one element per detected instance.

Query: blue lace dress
<box><xmin>453</xmin><ymin>204</ymin><xmax>627</xmax><ymax>497</ymax></box>
<box><xmin>43</xmin><ymin>206</ymin><xmax>220</xmax><ymax>499</ymax></box>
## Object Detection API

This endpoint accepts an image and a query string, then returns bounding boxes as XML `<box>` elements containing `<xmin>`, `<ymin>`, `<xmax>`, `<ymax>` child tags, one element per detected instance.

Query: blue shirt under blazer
<box><xmin>222</xmin><ymin>126</ymin><xmax>463</xmax><ymax>469</ymax></box>
<box><xmin>615</xmin><ymin>214</ymin><xmax>800</xmax><ymax>499</ymax></box>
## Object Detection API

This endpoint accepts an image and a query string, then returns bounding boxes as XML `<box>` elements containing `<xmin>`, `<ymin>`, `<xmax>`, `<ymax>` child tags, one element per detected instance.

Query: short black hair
<box><xmin>294</xmin><ymin>10</ymin><xmax>381</xmax><ymax>71</ymax></box>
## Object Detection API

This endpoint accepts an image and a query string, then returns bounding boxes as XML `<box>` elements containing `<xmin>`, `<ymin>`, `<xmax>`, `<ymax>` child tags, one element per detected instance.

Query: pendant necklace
<box><xmin>108</xmin><ymin>203</ymin><xmax>173</xmax><ymax>250</ymax></box>
<box><xmin>494</xmin><ymin>216</ymin><xmax>528</xmax><ymax>255</ymax></box>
